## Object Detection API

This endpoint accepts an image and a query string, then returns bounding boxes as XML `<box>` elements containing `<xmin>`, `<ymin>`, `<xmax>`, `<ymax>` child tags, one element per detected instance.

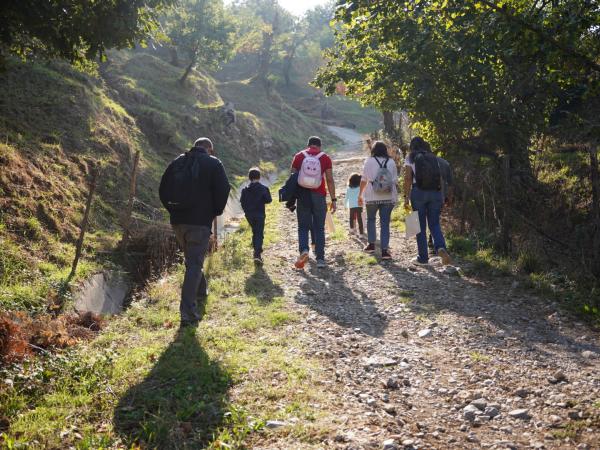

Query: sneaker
<box><xmin>437</xmin><ymin>248</ymin><xmax>453</xmax><ymax>266</ymax></box>
<box><xmin>412</xmin><ymin>257</ymin><xmax>429</xmax><ymax>266</ymax></box>
<box><xmin>381</xmin><ymin>249</ymin><xmax>392</xmax><ymax>260</ymax></box>
<box><xmin>295</xmin><ymin>251</ymin><xmax>309</xmax><ymax>269</ymax></box>
<box><xmin>363</xmin><ymin>243</ymin><xmax>375</xmax><ymax>253</ymax></box>
<box><xmin>316</xmin><ymin>259</ymin><xmax>327</xmax><ymax>268</ymax></box>
<box><xmin>254</xmin><ymin>256</ymin><xmax>263</xmax><ymax>265</ymax></box>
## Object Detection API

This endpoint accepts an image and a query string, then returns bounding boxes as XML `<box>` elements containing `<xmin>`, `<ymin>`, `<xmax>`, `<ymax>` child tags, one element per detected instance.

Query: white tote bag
<box><xmin>325</xmin><ymin>210</ymin><xmax>336</xmax><ymax>234</ymax></box>
<box><xmin>405</xmin><ymin>211</ymin><xmax>420</xmax><ymax>238</ymax></box>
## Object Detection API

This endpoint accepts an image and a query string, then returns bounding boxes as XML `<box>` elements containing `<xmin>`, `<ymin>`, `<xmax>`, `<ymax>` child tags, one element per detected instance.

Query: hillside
<box><xmin>0</xmin><ymin>49</ymin><xmax>377</xmax><ymax>314</ymax></box>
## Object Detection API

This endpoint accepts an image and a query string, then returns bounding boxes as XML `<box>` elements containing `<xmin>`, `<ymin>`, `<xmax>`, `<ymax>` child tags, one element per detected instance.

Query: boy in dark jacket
<box><xmin>241</xmin><ymin>167</ymin><xmax>272</xmax><ymax>264</ymax></box>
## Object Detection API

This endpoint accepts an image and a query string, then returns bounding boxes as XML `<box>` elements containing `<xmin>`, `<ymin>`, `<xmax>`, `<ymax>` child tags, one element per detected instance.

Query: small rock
<box><xmin>508</xmin><ymin>409</ymin><xmax>530</xmax><ymax>420</ymax></box>
<box><xmin>549</xmin><ymin>370</ymin><xmax>567</xmax><ymax>384</ymax></box>
<box><xmin>443</xmin><ymin>265</ymin><xmax>461</xmax><ymax>276</ymax></box>
<box><xmin>385</xmin><ymin>377</ymin><xmax>400</xmax><ymax>389</ymax></box>
<box><xmin>418</xmin><ymin>329</ymin><xmax>432</xmax><ymax>338</ymax></box>
<box><xmin>548</xmin><ymin>415</ymin><xmax>562</xmax><ymax>426</ymax></box>
<box><xmin>367</xmin><ymin>398</ymin><xmax>377</xmax><ymax>406</ymax></box>
<box><xmin>581</xmin><ymin>350</ymin><xmax>596</xmax><ymax>359</ymax></box>
<box><xmin>471</xmin><ymin>398</ymin><xmax>487</xmax><ymax>411</ymax></box>
<box><xmin>464</xmin><ymin>404</ymin><xmax>483</xmax><ymax>421</ymax></box>
<box><xmin>568</xmin><ymin>410</ymin><xmax>583</xmax><ymax>420</ymax></box>
<box><xmin>265</xmin><ymin>420</ymin><xmax>287</xmax><ymax>428</ymax></box>
<box><xmin>383</xmin><ymin>405</ymin><xmax>397</xmax><ymax>416</ymax></box>
<box><xmin>363</xmin><ymin>356</ymin><xmax>398</xmax><ymax>367</ymax></box>
<box><xmin>484</xmin><ymin>406</ymin><xmax>500</xmax><ymax>418</ymax></box>
<box><xmin>401</xmin><ymin>439</ymin><xmax>415</xmax><ymax>446</ymax></box>
<box><xmin>514</xmin><ymin>387</ymin><xmax>530</xmax><ymax>398</ymax></box>
<box><xmin>382</xmin><ymin>438</ymin><xmax>398</xmax><ymax>450</ymax></box>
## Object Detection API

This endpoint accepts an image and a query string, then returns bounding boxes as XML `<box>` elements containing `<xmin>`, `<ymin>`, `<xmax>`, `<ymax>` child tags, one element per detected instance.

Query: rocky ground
<box><xmin>258</xmin><ymin>144</ymin><xmax>600</xmax><ymax>449</ymax></box>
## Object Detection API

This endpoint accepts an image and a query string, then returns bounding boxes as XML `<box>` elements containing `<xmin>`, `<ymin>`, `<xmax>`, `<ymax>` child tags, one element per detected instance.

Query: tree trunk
<box><xmin>588</xmin><ymin>147</ymin><xmax>600</xmax><ymax>276</ymax></box>
<box><xmin>499</xmin><ymin>154</ymin><xmax>512</xmax><ymax>254</ymax></box>
<box><xmin>283</xmin><ymin>45</ymin><xmax>297</xmax><ymax>86</ymax></box>
<box><xmin>383</xmin><ymin>110</ymin><xmax>395</xmax><ymax>135</ymax></box>
<box><xmin>179</xmin><ymin>59</ymin><xmax>195</xmax><ymax>85</ymax></box>
<box><xmin>257</xmin><ymin>11</ymin><xmax>279</xmax><ymax>81</ymax></box>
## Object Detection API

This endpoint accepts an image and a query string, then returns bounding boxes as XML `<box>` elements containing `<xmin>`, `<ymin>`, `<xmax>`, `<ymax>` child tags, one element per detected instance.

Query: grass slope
<box><xmin>1</xmin><ymin>201</ymin><xmax>335</xmax><ymax>449</ymax></box>
<box><xmin>0</xmin><ymin>50</ymin><xmax>345</xmax><ymax>313</ymax></box>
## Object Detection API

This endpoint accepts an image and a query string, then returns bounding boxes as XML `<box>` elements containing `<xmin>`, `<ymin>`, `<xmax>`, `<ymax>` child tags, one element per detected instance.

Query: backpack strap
<box><xmin>314</xmin><ymin>152</ymin><xmax>324</xmax><ymax>159</ymax></box>
<box><xmin>374</xmin><ymin>156</ymin><xmax>389</xmax><ymax>168</ymax></box>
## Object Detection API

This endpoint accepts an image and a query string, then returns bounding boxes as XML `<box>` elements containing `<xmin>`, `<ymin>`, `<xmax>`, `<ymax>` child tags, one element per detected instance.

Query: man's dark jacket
<box><xmin>278</xmin><ymin>171</ymin><xmax>312</xmax><ymax>208</ymax></box>
<box><xmin>241</xmin><ymin>182</ymin><xmax>272</xmax><ymax>218</ymax></box>
<box><xmin>159</xmin><ymin>146</ymin><xmax>231</xmax><ymax>227</ymax></box>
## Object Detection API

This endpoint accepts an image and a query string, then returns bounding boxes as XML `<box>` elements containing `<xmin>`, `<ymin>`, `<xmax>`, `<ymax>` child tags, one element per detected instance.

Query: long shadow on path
<box><xmin>244</xmin><ymin>265</ymin><xmax>285</xmax><ymax>304</ymax></box>
<box><xmin>294</xmin><ymin>256</ymin><xmax>388</xmax><ymax>337</ymax></box>
<box><xmin>379</xmin><ymin>259</ymin><xmax>600</xmax><ymax>360</ymax></box>
<box><xmin>114</xmin><ymin>327</ymin><xmax>231</xmax><ymax>448</ymax></box>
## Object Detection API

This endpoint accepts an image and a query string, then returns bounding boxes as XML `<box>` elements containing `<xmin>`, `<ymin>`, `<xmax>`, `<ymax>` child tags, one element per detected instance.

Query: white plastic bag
<box><xmin>325</xmin><ymin>210</ymin><xmax>336</xmax><ymax>234</ymax></box>
<box><xmin>405</xmin><ymin>211</ymin><xmax>420</xmax><ymax>238</ymax></box>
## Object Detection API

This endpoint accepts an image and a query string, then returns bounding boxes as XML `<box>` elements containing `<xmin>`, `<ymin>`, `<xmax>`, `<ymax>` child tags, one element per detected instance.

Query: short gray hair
<box><xmin>194</xmin><ymin>137</ymin><xmax>213</xmax><ymax>149</ymax></box>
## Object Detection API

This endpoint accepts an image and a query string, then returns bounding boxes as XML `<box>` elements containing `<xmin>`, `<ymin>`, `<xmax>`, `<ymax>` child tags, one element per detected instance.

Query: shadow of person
<box><xmin>114</xmin><ymin>327</ymin><xmax>231</xmax><ymax>448</ymax></box>
<box><xmin>378</xmin><ymin>259</ymin><xmax>600</xmax><ymax>360</ymax></box>
<box><xmin>294</xmin><ymin>255</ymin><xmax>388</xmax><ymax>337</ymax></box>
<box><xmin>244</xmin><ymin>265</ymin><xmax>284</xmax><ymax>304</ymax></box>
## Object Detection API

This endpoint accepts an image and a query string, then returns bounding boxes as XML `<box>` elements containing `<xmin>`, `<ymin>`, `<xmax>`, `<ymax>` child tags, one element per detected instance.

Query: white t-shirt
<box><xmin>361</xmin><ymin>156</ymin><xmax>398</xmax><ymax>204</ymax></box>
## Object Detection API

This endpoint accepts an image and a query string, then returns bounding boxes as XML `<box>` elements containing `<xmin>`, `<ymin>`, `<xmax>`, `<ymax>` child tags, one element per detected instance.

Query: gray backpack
<box><xmin>371</xmin><ymin>157</ymin><xmax>393</xmax><ymax>193</ymax></box>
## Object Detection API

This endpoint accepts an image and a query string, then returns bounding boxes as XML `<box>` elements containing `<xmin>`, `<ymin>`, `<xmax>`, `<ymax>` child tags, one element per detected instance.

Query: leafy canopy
<box><xmin>1</xmin><ymin>0</ymin><xmax>174</xmax><ymax>64</ymax></box>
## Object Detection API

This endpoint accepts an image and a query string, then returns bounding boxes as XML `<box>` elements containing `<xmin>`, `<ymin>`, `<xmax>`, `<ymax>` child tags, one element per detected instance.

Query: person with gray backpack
<box><xmin>358</xmin><ymin>141</ymin><xmax>398</xmax><ymax>259</ymax></box>
<box><xmin>403</xmin><ymin>136</ymin><xmax>453</xmax><ymax>266</ymax></box>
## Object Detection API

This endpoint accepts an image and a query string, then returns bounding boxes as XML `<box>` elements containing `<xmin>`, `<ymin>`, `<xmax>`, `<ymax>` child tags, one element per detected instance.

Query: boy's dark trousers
<box><xmin>349</xmin><ymin>207</ymin><xmax>364</xmax><ymax>234</ymax></box>
<box><xmin>246</xmin><ymin>215</ymin><xmax>265</xmax><ymax>257</ymax></box>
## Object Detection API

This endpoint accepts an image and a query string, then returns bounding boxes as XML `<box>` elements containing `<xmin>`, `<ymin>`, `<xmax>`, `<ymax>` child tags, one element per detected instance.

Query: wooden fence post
<box><xmin>120</xmin><ymin>150</ymin><xmax>141</xmax><ymax>250</ymax></box>
<box><xmin>69</xmin><ymin>165</ymin><xmax>98</xmax><ymax>280</ymax></box>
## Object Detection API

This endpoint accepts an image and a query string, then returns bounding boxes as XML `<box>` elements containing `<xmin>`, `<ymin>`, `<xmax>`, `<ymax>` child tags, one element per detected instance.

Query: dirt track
<box><xmin>257</xmin><ymin>137</ymin><xmax>600</xmax><ymax>449</ymax></box>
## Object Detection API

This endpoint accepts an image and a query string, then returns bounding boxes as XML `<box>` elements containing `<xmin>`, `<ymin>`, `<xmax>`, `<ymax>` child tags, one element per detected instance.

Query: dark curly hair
<box><xmin>348</xmin><ymin>173</ymin><xmax>361</xmax><ymax>188</ymax></box>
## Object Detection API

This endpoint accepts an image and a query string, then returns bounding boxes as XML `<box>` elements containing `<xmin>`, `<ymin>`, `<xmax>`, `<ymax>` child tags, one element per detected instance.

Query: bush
<box><xmin>447</xmin><ymin>235</ymin><xmax>476</xmax><ymax>256</ymax></box>
<box><xmin>516</xmin><ymin>250</ymin><xmax>542</xmax><ymax>274</ymax></box>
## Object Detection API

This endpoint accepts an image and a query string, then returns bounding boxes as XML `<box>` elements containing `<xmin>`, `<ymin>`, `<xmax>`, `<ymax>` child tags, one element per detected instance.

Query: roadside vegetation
<box><xmin>1</xmin><ymin>202</ymin><xmax>335</xmax><ymax>448</ymax></box>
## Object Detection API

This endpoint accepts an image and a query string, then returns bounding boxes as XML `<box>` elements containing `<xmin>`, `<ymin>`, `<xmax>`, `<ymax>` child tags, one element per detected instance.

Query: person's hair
<box><xmin>409</xmin><ymin>136</ymin><xmax>428</xmax><ymax>153</ymax></box>
<box><xmin>307</xmin><ymin>136</ymin><xmax>322</xmax><ymax>147</ymax></box>
<box><xmin>194</xmin><ymin>137</ymin><xmax>213</xmax><ymax>150</ymax></box>
<box><xmin>248</xmin><ymin>167</ymin><xmax>261</xmax><ymax>181</ymax></box>
<box><xmin>371</xmin><ymin>140</ymin><xmax>389</xmax><ymax>158</ymax></box>
<box><xmin>348</xmin><ymin>173</ymin><xmax>361</xmax><ymax>188</ymax></box>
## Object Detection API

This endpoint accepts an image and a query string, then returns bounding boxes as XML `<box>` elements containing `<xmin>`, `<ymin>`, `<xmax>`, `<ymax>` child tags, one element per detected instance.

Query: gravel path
<box><xmin>261</xmin><ymin>141</ymin><xmax>600</xmax><ymax>449</ymax></box>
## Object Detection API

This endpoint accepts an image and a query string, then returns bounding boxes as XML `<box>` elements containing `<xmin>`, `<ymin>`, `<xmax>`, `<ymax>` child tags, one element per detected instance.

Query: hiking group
<box><xmin>160</xmin><ymin>135</ymin><xmax>453</xmax><ymax>326</ymax></box>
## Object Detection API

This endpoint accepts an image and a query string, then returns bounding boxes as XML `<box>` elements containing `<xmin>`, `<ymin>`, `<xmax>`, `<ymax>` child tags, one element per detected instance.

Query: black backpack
<box><xmin>159</xmin><ymin>152</ymin><xmax>203</xmax><ymax>211</ymax></box>
<box><xmin>413</xmin><ymin>151</ymin><xmax>441</xmax><ymax>191</ymax></box>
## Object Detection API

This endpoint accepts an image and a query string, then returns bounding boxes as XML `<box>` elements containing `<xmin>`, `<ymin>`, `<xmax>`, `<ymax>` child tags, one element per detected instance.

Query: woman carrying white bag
<box><xmin>358</xmin><ymin>141</ymin><xmax>399</xmax><ymax>260</ymax></box>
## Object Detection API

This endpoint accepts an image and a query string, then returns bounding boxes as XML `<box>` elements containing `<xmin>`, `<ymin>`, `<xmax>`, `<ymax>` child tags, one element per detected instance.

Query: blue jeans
<box><xmin>297</xmin><ymin>191</ymin><xmax>326</xmax><ymax>260</ymax></box>
<box><xmin>410</xmin><ymin>187</ymin><xmax>446</xmax><ymax>263</ymax></box>
<box><xmin>366</xmin><ymin>203</ymin><xmax>395</xmax><ymax>250</ymax></box>
<box><xmin>246</xmin><ymin>215</ymin><xmax>265</xmax><ymax>257</ymax></box>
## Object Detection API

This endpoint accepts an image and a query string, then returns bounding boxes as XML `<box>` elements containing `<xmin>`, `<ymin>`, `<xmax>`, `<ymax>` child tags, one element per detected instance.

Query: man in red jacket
<box><xmin>291</xmin><ymin>136</ymin><xmax>337</xmax><ymax>269</ymax></box>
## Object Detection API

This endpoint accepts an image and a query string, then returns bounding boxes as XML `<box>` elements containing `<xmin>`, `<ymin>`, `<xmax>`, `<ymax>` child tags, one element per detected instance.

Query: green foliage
<box><xmin>1</xmin><ymin>0</ymin><xmax>174</xmax><ymax>65</ymax></box>
<box><xmin>163</xmin><ymin>0</ymin><xmax>235</xmax><ymax>75</ymax></box>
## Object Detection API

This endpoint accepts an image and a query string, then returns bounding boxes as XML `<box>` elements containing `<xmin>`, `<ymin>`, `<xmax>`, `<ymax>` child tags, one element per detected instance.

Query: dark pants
<box><xmin>410</xmin><ymin>187</ymin><xmax>446</xmax><ymax>263</ymax></box>
<box><xmin>172</xmin><ymin>224</ymin><xmax>211</xmax><ymax>323</ymax></box>
<box><xmin>349</xmin><ymin>207</ymin><xmax>364</xmax><ymax>234</ymax></box>
<box><xmin>297</xmin><ymin>191</ymin><xmax>327</xmax><ymax>260</ymax></box>
<box><xmin>246</xmin><ymin>215</ymin><xmax>265</xmax><ymax>257</ymax></box>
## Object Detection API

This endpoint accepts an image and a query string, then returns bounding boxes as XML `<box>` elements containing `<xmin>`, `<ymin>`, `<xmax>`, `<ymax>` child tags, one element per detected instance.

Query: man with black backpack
<box><xmin>403</xmin><ymin>137</ymin><xmax>453</xmax><ymax>266</ymax></box>
<box><xmin>159</xmin><ymin>137</ymin><xmax>230</xmax><ymax>327</ymax></box>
